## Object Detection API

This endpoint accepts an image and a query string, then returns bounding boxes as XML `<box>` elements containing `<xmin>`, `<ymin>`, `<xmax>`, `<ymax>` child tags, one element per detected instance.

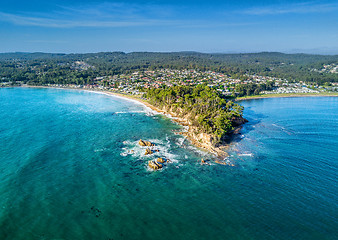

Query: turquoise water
<box><xmin>0</xmin><ymin>88</ymin><xmax>337</xmax><ymax>240</ymax></box>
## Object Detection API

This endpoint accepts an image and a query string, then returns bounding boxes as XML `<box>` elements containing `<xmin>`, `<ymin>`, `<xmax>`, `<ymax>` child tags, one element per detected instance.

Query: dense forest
<box><xmin>1</xmin><ymin>51</ymin><xmax>338</xmax><ymax>85</ymax></box>
<box><xmin>145</xmin><ymin>85</ymin><xmax>246</xmax><ymax>145</ymax></box>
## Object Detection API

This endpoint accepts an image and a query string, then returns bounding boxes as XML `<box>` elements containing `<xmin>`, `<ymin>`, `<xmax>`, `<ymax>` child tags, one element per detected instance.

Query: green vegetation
<box><xmin>1</xmin><ymin>52</ymin><xmax>338</xmax><ymax>86</ymax></box>
<box><xmin>145</xmin><ymin>85</ymin><xmax>245</xmax><ymax>145</ymax></box>
<box><xmin>235</xmin><ymin>82</ymin><xmax>275</xmax><ymax>97</ymax></box>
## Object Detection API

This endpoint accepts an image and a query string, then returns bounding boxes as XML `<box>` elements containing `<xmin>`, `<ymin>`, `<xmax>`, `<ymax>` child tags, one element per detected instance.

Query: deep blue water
<box><xmin>0</xmin><ymin>88</ymin><xmax>337</xmax><ymax>240</ymax></box>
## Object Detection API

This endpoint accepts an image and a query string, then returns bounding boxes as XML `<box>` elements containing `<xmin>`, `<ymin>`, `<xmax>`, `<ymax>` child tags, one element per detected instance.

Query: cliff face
<box><xmin>157</xmin><ymin>105</ymin><xmax>246</xmax><ymax>159</ymax></box>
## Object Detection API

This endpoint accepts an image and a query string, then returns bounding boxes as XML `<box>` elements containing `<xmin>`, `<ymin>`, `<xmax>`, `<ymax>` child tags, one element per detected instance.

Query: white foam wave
<box><xmin>122</xmin><ymin>140</ymin><xmax>132</xmax><ymax>145</ymax></box>
<box><xmin>114</xmin><ymin>111</ymin><xmax>145</xmax><ymax>114</ymax></box>
<box><xmin>94</xmin><ymin>148</ymin><xmax>107</xmax><ymax>152</ymax></box>
<box><xmin>238</xmin><ymin>153</ymin><xmax>254</xmax><ymax>157</ymax></box>
<box><xmin>176</xmin><ymin>137</ymin><xmax>185</xmax><ymax>146</ymax></box>
<box><xmin>148</xmin><ymin>139</ymin><xmax>165</xmax><ymax>145</ymax></box>
<box><xmin>186</xmin><ymin>146</ymin><xmax>209</xmax><ymax>157</ymax></box>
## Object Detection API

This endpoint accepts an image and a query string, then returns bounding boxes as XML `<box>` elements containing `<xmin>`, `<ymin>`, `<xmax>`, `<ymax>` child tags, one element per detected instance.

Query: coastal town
<box><xmin>2</xmin><ymin>67</ymin><xmax>337</xmax><ymax>96</ymax></box>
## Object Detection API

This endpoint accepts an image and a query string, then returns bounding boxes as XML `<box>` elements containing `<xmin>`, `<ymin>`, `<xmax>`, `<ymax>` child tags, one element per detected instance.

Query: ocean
<box><xmin>0</xmin><ymin>87</ymin><xmax>337</xmax><ymax>240</ymax></box>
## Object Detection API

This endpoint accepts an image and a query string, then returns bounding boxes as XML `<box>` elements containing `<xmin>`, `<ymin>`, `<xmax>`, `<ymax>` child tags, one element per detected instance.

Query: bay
<box><xmin>0</xmin><ymin>88</ymin><xmax>337</xmax><ymax>240</ymax></box>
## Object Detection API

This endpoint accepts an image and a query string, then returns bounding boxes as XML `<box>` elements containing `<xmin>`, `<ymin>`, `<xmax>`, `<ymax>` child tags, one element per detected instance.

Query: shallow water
<box><xmin>0</xmin><ymin>88</ymin><xmax>337</xmax><ymax>240</ymax></box>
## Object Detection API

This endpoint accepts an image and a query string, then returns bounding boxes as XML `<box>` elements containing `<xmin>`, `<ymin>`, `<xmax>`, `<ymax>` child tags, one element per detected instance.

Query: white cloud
<box><xmin>0</xmin><ymin>2</ymin><xmax>179</xmax><ymax>28</ymax></box>
<box><xmin>242</xmin><ymin>2</ymin><xmax>338</xmax><ymax>15</ymax></box>
<box><xmin>0</xmin><ymin>12</ymin><xmax>178</xmax><ymax>28</ymax></box>
<box><xmin>0</xmin><ymin>2</ymin><xmax>255</xmax><ymax>29</ymax></box>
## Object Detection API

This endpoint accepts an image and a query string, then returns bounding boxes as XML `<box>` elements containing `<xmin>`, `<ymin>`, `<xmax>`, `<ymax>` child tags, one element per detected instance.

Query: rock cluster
<box><xmin>139</xmin><ymin>139</ymin><xmax>155</xmax><ymax>147</ymax></box>
<box><xmin>138</xmin><ymin>139</ymin><xmax>169</xmax><ymax>170</ymax></box>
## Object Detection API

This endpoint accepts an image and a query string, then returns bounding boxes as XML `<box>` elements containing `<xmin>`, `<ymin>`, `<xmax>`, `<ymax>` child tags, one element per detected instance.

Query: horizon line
<box><xmin>1</xmin><ymin>50</ymin><xmax>338</xmax><ymax>56</ymax></box>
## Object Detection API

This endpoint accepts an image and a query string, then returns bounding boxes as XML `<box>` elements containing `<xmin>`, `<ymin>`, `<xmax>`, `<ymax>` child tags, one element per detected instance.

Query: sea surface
<box><xmin>0</xmin><ymin>87</ymin><xmax>337</xmax><ymax>240</ymax></box>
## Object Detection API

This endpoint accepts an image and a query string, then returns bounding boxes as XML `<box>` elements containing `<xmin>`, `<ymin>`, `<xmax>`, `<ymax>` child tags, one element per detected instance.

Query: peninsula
<box><xmin>144</xmin><ymin>85</ymin><xmax>247</xmax><ymax>158</ymax></box>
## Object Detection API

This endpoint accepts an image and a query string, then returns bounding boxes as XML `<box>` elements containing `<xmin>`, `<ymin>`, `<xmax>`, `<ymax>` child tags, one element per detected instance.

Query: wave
<box><xmin>85</xmin><ymin>90</ymin><xmax>160</xmax><ymax>116</ymax></box>
<box><xmin>238</xmin><ymin>153</ymin><xmax>254</xmax><ymax>157</ymax></box>
<box><xmin>114</xmin><ymin>111</ymin><xmax>145</xmax><ymax>114</ymax></box>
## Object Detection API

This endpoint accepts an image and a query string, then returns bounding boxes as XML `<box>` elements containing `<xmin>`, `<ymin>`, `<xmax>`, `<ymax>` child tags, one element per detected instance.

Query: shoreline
<box><xmin>102</xmin><ymin>91</ymin><xmax>234</xmax><ymax>160</ymax></box>
<box><xmin>85</xmin><ymin>91</ymin><xmax>235</xmax><ymax>159</ymax></box>
<box><xmin>236</xmin><ymin>92</ymin><xmax>338</xmax><ymax>101</ymax></box>
<box><xmin>17</xmin><ymin>86</ymin><xmax>338</xmax><ymax>160</ymax></box>
<box><xmin>18</xmin><ymin>86</ymin><xmax>337</xmax><ymax>160</ymax></box>
<box><xmin>21</xmin><ymin>85</ymin><xmax>228</xmax><ymax>159</ymax></box>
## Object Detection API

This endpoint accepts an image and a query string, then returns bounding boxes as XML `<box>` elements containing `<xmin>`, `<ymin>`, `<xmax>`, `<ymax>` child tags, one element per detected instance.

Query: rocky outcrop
<box><xmin>139</xmin><ymin>103</ymin><xmax>246</xmax><ymax>161</ymax></box>
<box><xmin>148</xmin><ymin>160</ymin><xmax>163</xmax><ymax>170</ymax></box>
<box><xmin>229</xmin><ymin>116</ymin><xmax>248</xmax><ymax>135</ymax></box>
<box><xmin>231</xmin><ymin>116</ymin><xmax>248</xmax><ymax>126</ymax></box>
<box><xmin>144</xmin><ymin>148</ymin><xmax>153</xmax><ymax>155</ymax></box>
<box><xmin>139</xmin><ymin>139</ymin><xmax>155</xmax><ymax>147</ymax></box>
<box><xmin>139</xmin><ymin>139</ymin><xmax>146</xmax><ymax>146</ymax></box>
<box><xmin>179</xmin><ymin>126</ymin><xmax>230</xmax><ymax>159</ymax></box>
<box><xmin>152</xmin><ymin>105</ymin><xmax>247</xmax><ymax>159</ymax></box>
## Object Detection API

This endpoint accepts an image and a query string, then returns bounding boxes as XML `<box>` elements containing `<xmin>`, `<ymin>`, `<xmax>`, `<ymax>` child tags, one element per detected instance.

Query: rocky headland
<box><xmin>109</xmin><ymin>86</ymin><xmax>248</xmax><ymax>161</ymax></box>
<box><xmin>143</xmin><ymin>104</ymin><xmax>247</xmax><ymax>159</ymax></box>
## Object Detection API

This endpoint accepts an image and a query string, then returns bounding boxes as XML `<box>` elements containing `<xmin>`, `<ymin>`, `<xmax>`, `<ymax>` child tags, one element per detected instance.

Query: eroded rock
<box><xmin>144</xmin><ymin>148</ymin><xmax>153</xmax><ymax>155</ymax></box>
<box><xmin>148</xmin><ymin>160</ymin><xmax>162</xmax><ymax>170</ymax></box>
<box><xmin>139</xmin><ymin>139</ymin><xmax>146</xmax><ymax>146</ymax></box>
<box><xmin>139</xmin><ymin>139</ymin><xmax>155</xmax><ymax>147</ymax></box>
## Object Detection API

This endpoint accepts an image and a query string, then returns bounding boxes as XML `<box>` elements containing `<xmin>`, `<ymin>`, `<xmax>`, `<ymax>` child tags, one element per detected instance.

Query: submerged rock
<box><xmin>214</xmin><ymin>160</ymin><xmax>235</xmax><ymax>166</ymax></box>
<box><xmin>148</xmin><ymin>160</ymin><xmax>163</xmax><ymax>170</ymax></box>
<box><xmin>215</xmin><ymin>160</ymin><xmax>227</xmax><ymax>165</ymax></box>
<box><xmin>201</xmin><ymin>158</ymin><xmax>210</xmax><ymax>165</ymax></box>
<box><xmin>144</xmin><ymin>148</ymin><xmax>153</xmax><ymax>155</ymax></box>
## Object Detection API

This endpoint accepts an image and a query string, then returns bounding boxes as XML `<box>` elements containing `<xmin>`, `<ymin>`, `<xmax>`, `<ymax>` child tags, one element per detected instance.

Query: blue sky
<box><xmin>1</xmin><ymin>0</ymin><xmax>338</xmax><ymax>54</ymax></box>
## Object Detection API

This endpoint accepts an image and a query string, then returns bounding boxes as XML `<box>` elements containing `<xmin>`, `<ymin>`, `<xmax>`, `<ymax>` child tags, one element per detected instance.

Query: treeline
<box><xmin>145</xmin><ymin>85</ymin><xmax>245</xmax><ymax>145</ymax></box>
<box><xmin>1</xmin><ymin>51</ymin><xmax>338</xmax><ymax>85</ymax></box>
<box><xmin>0</xmin><ymin>61</ymin><xmax>99</xmax><ymax>85</ymax></box>
<box><xmin>235</xmin><ymin>82</ymin><xmax>275</xmax><ymax>97</ymax></box>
